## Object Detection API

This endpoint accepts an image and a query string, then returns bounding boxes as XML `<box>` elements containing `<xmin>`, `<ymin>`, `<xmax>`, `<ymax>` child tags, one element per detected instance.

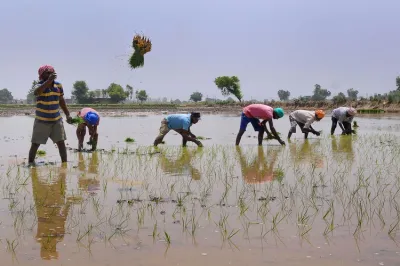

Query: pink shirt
<box><xmin>243</xmin><ymin>104</ymin><xmax>273</xmax><ymax>120</ymax></box>
<box><xmin>78</xmin><ymin>108</ymin><xmax>100</xmax><ymax>125</ymax></box>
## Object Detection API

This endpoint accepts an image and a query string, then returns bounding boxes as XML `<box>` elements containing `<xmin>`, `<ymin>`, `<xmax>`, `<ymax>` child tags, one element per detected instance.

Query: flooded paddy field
<box><xmin>0</xmin><ymin>114</ymin><xmax>400</xmax><ymax>266</ymax></box>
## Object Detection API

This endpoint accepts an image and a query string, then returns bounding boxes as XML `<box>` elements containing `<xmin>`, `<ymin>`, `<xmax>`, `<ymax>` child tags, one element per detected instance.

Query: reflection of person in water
<box><xmin>159</xmin><ymin>148</ymin><xmax>201</xmax><ymax>180</ymax></box>
<box><xmin>331</xmin><ymin>135</ymin><xmax>354</xmax><ymax>162</ymax></box>
<box><xmin>289</xmin><ymin>140</ymin><xmax>324</xmax><ymax>168</ymax></box>
<box><xmin>236</xmin><ymin>146</ymin><xmax>280</xmax><ymax>184</ymax></box>
<box><xmin>31</xmin><ymin>164</ymin><xmax>71</xmax><ymax>260</ymax></box>
<box><xmin>77</xmin><ymin>152</ymin><xmax>100</xmax><ymax>193</ymax></box>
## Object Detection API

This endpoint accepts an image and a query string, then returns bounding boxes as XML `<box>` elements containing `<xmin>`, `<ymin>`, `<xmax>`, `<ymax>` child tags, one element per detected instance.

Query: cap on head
<box><xmin>38</xmin><ymin>65</ymin><xmax>55</xmax><ymax>79</ymax></box>
<box><xmin>191</xmin><ymin>112</ymin><xmax>201</xmax><ymax>119</ymax></box>
<box><xmin>315</xmin><ymin>109</ymin><xmax>325</xmax><ymax>119</ymax></box>
<box><xmin>273</xmin><ymin>108</ymin><xmax>284</xmax><ymax>118</ymax></box>
<box><xmin>347</xmin><ymin>107</ymin><xmax>357</xmax><ymax>116</ymax></box>
<box><xmin>85</xmin><ymin>111</ymin><xmax>99</xmax><ymax>126</ymax></box>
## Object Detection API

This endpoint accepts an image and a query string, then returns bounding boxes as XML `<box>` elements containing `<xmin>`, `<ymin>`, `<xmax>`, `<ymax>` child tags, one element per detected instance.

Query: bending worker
<box><xmin>154</xmin><ymin>112</ymin><xmax>203</xmax><ymax>147</ymax></box>
<box><xmin>288</xmin><ymin>109</ymin><xmax>325</xmax><ymax>139</ymax></box>
<box><xmin>76</xmin><ymin>107</ymin><xmax>100</xmax><ymax>151</ymax></box>
<box><xmin>331</xmin><ymin>107</ymin><xmax>357</xmax><ymax>135</ymax></box>
<box><xmin>235</xmin><ymin>104</ymin><xmax>285</xmax><ymax>146</ymax></box>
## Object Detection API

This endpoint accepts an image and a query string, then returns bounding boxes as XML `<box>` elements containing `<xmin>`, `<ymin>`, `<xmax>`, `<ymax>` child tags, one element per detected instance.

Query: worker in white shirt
<box><xmin>287</xmin><ymin>109</ymin><xmax>325</xmax><ymax>139</ymax></box>
<box><xmin>331</xmin><ymin>107</ymin><xmax>357</xmax><ymax>135</ymax></box>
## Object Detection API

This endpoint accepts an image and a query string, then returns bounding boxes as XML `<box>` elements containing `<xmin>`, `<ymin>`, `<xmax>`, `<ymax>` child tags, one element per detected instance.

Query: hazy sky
<box><xmin>1</xmin><ymin>0</ymin><xmax>399</xmax><ymax>100</ymax></box>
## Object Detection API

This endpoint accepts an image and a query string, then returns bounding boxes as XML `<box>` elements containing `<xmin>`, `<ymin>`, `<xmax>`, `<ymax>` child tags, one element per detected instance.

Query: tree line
<box><xmin>1</xmin><ymin>75</ymin><xmax>400</xmax><ymax>104</ymax></box>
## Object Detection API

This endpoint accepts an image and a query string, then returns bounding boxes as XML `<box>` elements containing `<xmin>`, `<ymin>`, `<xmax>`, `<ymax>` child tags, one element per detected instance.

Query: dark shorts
<box><xmin>240</xmin><ymin>112</ymin><xmax>262</xmax><ymax>131</ymax></box>
<box><xmin>332</xmin><ymin>117</ymin><xmax>351</xmax><ymax>130</ymax></box>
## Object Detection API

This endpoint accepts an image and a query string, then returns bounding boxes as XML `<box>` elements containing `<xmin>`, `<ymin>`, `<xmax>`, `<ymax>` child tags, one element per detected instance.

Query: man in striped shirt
<box><xmin>28</xmin><ymin>65</ymin><xmax>72</xmax><ymax>164</ymax></box>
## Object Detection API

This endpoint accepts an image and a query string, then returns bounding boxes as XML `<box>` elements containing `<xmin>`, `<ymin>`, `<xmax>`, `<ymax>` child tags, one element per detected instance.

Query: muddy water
<box><xmin>0</xmin><ymin>114</ymin><xmax>399</xmax><ymax>266</ymax></box>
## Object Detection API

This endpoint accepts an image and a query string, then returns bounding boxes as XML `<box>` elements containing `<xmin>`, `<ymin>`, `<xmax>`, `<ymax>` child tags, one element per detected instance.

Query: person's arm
<box><xmin>303</xmin><ymin>116</ymin><xmax>315</xmax><ymax>130</ymax></box>
<box><xmin>188</xmin><ymin>127</ymin><xmax>196</xmax><ymax>138</ymax></box>
<box><xmin>261</xmin><ymin>120</ymin><xmax>274</xmax><ymax>138</ymax></box>
<box><xmin>339</xmin><ymin>122</ymin><xmax>345</xmax><ymax>132</ymax></box>
<box><xmin>309</xmin><ymin>125</ymin><xmax>320</xmax><ymax>136</ymax></box>
<box><xmin>175</xmin><ymin>129</ymin><xmax>203</xmax><ymax>146</ymax></box>
<box><xmin>267</xmin><ymin>120</ymin><xmax>285</xmax><ymax>145</ymax></box>
<box><xmin>77</xmin><ymin>124</ymin><xmax>86</xmax><ymax>150</ymax></box>
<box><xmin>89</xmin><ymin>126</ymin><xmax>98</xmax><ymax>150</ymax></box>
<box><xmin>34</xmin><ymin>73</ymin><xmax>57</xmax><ymax>96</ymax></box>
<box><xmin>59</xmin><ymin>94</ymin><xmax>72</xmax><ymax>123</ymax></box>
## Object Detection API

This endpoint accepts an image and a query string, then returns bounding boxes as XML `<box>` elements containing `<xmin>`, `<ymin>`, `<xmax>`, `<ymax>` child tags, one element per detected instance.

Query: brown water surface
<box><xmin>0</xmin><ymin>114</ymin><xmax>399</xmax><ymax>265</ymax></box>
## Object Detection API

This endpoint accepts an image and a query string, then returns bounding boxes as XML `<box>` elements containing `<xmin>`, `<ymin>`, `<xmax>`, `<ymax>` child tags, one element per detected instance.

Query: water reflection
<box><xmin>77</xmin><ymin>152</ymin><xmax>100</xmax><ymax>193</ymax></box>
<box><xmin>289</xmin><ymin>140</ymin><xmax>324</xmax><ymax>168</ymax></box>
<box><xmin>236</xmin><ymin>146</ymin><xmax>280</xmax><ymax>184</ymax></box>
<box><xmin>30</xmin><ymin>165</ymin><xmax>71</xmax><ymax>260</ymax></box>
<box><xmin>159</xmin><ymin>148</ymin><xmax>201</xmax><ymax>180</ymax></box>
<box><xmin>331</xmin><ymin>135</ymin><xmax>355</xmax><ymax>163</ymax></box>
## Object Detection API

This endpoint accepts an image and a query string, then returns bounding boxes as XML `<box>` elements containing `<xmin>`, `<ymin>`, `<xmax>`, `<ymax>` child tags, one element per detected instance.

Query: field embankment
<box><xmin>0</xmin><ymin>100</ymin><xmax>399</xmax><ymax>117</ymax></box>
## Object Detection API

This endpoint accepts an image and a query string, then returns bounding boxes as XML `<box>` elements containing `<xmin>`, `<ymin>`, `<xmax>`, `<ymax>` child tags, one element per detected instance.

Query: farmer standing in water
<box><xmin>287</xmin><ymin>109</ymin><xmax>325</xmax><ymax>139</ymax></box>
<box><xmin>235</xmin><ymin>104</ymin><xmax>286</xmax><ymax>146</ymax></box>
<box><xmin>331</xmin><ymin>107</ymin><xmax>357</xmax><ymax>135</ymax></box>
<box><xmin>28</xmin><ymin>65</ymin><xmax>72</xmax><ymax>164</ymax></box>
<box><xmin>154</xmin><ymin>112</ymin><xmax>203</xmax><ymax>147</ymax></box>
<box><xmin>76</xmin><ymin>107</ymin><xmax>100</xmax><ymax>151</ymax></box>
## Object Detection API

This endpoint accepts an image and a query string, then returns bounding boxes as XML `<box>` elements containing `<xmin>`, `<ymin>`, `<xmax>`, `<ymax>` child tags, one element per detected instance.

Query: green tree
<box><xmin>347</xmin><ymin>88</ymin><xmax>359</xmax><ymax>101</ymax></box>
<box><xmin>72</xmin><ymin>81</ymin><xmax>89</xmax><ymax>104</ymax></box>
<box><xmin>277</xmin><ymin>90</ymin><xmax>290</xmax><ymax>101</ymax></box>
<box><xmin>190</xmin><ymin>91</ymin><xmax>203</xmax><ymax>102</ymax></box>
<box><xmin>332</xmin><ymin>92</ymin><xmax>347</xmax><ymax>105</ymax></box>
<box><xmin>0</xmin><ymin>88</ymin><xmax>13</xmax><ymax>103</ymax></box>
<box><xmin>126</xmin><ymin>85</ymin><xmax>134</xmax><ymax>100</ymax></box>
<box><xmin>396</xmin><ymin>76</ymin><xmax>400</xmax><ymax>91</ymax></box>
<box><xmin>311</xmin><ymin>84</ymin><xmax>331</xmax><ymax>101</ymax></box>
<box><xmin>107</xmin><ymin>83</ymin><xmax>127</xmax><ymax>103</ymax></box>
<box><xmin>27</xmin><ymin>80</ymin><xmax>38</xmax><ymax>104</ymax></box>
<box><xmin>136</xmin><ymin>90</ymin><xmax>148</xmax><ymax>103</ymax></box>
<box><xmin>214</xmin><ymin>76</ymin><xmax>243</xmax><ymax>102</ymax></box>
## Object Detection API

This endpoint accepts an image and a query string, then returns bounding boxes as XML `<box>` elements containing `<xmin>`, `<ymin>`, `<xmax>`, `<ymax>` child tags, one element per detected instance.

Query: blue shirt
<box><xmin>34</xmin><ymin>81</ymin><xmax>64</xmax><ymax>122</ymax></box>
<box><xmin>166</xmin><ymin>114</ymin><xmax>191</xmax><ymax>130</ymax></box>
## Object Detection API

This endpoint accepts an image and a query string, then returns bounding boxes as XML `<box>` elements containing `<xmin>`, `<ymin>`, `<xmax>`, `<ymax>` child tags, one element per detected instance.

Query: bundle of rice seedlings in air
<box><xmin>129</xmin><ymin>34</ymin><xmax>152</xmax><ymax>69</ymax></box>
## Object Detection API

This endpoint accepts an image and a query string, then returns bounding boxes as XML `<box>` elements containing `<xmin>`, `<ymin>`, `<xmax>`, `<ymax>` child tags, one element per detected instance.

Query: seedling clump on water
<box><xmin>36</xmin><ymin>150</ymin><xmax>46</xmax><ymax>156</ymax></box>
<box><xmin>196</xmin><ymin>136</ymin><xmax>211</xmax><ymax>140</ymax></box>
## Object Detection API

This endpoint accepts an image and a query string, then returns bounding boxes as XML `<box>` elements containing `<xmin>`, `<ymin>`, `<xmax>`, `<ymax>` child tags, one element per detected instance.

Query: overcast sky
<box><xmin>1</xmin><ymin>0</ymin><xmax>399</xmax><ymax>100</ymax></box>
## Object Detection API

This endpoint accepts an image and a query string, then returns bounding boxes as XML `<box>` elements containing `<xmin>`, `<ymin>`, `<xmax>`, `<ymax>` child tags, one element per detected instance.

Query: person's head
<box><xmin>346</xmin><ymin>107</ymin><xmax>357</xmax><ymax>117</ymax></box>
<box><xmin>38</xmin><ymin>65</ymin><xmax>55</xmax><ymax>81</ymax></box>
<box><xmin>190</xmin><ymin>112</ymin><xmax>201</xmax><ymax>124</ymax></box>
<box><xmin>273</xmin><ymin>108</ymin><xmax>284</xmax><ymax>119</ymax></box>
<box><xmin>315</xmin><ymin>109</ymin><xmax>325</xmax><ymax>121</ymax></box>
<box><xmin>84</xmin><ymin>111</ymin><xmax>100</xmax><ymax>127</ymax></box>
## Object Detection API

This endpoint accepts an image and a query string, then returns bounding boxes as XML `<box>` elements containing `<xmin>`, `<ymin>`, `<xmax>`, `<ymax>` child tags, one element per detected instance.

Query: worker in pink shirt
<box><xmin>76</xmin><ymin>107</ymin><xmax>100</xmax><ymax>151</ymax></box>
<box><xmin>236</xmin><ymin>104</ymin><xmax>285</xmax><ymax>146</ymax></box>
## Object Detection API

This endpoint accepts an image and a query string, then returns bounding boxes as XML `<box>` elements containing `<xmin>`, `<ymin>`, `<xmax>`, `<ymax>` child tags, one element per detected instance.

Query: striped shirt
<box><xmin>34</xmin><ymin>81</ymin><xmax>64</xmax><ymax>122</ymax></box>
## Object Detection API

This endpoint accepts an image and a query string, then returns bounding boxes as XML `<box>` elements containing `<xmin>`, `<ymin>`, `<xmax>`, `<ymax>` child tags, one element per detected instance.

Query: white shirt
<box><xmin>332</xmin><ymin>107</ymin><xmax>353</xmax><ymax>123</ymax></box>
<box><xmin>290</xmin><ymin>110</ymin><xmax>316</xmax><ymax>129</ymax></box>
